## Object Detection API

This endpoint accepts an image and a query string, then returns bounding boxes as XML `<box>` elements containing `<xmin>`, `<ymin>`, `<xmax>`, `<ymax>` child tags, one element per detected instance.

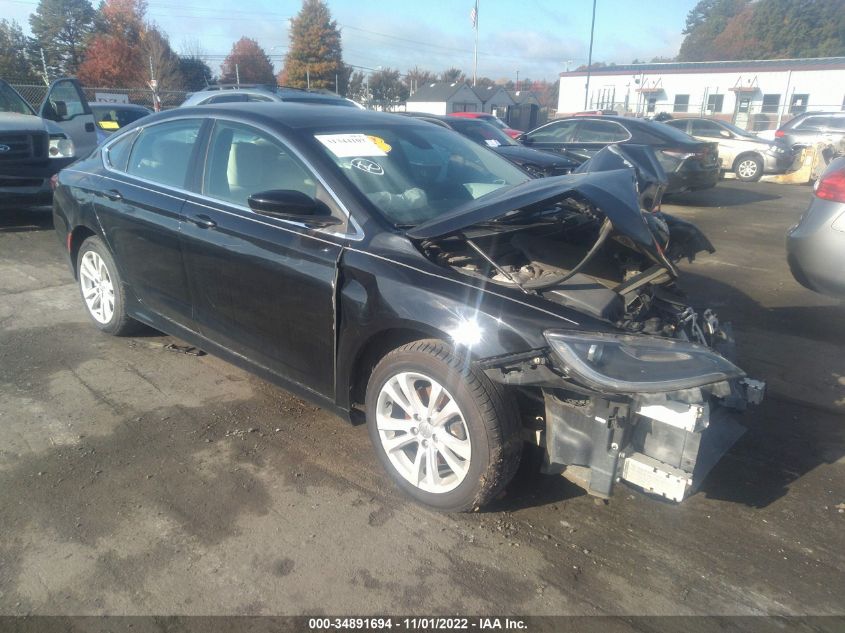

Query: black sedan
<box><xmin>520</xmin><ymin>115</ymin><xmax>720</xmax><ymax>194</ymax></box>
<box><xmin>53</xmin><ymin>104</ymin><xmax>762</xmax><ymax>511</ymax></box>
<box><xmin>405</xmin><ymin>112</ymin><xmax>579</xmax><ymax>177</ymax></box>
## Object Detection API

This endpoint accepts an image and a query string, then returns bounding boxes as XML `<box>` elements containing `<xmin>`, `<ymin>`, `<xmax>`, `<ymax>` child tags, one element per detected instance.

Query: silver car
<box><xmin>776</xmin><ymin>111</ymin><xmax>845</xmax><ymax>154</ymax></box>
<box><xmin>666</xmin><ymin>117</ymin><xmax>793</xmax><ymax>182</ymax></box>
<box><xmin>786</xmin><ymin>156</ymin><xmax>845</xmax><ymax>297</ymax></box>
<box><xmin>181</xmin><ymin>86</ymin><xmax>362</xmax><ymax>108</ymax></box>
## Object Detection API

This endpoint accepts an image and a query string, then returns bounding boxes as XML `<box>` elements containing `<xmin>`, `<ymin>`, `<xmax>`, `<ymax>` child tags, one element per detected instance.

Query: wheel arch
<box><xmin>345</xmin><ymin>326</ymin><xmax>449</xmax><ymax>415</ymax></box>
<box><xmin>68</xmin><ymin>225</ymin><xmax>99</xmax><ymax>279</ymax></box>
<box><xmin>732</xmin><ymin>151</ymin><xmax>763</xmax><ymax>172</ymax></box>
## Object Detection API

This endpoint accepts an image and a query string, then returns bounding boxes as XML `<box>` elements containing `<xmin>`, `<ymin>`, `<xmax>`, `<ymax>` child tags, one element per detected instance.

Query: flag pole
<box><xmin>472</xmin><ymin>0</ymin><xmax>479</xmax><ymax>86</ymax></box>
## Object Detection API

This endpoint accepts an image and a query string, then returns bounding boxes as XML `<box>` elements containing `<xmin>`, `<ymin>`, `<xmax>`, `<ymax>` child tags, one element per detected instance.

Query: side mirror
<box><xmin>53</xmin><ymin>100</ymin><xmax>68</xmax><ymax>119</ymax></box>
<box><xmin>719</xmin><ymin>129</ymin><xmax>732</xmax><ymax>139</ymax></box>
<box><xmin>247</xmin><ymin>190</ymin><xmax>342</xmax><ymax>228</ymax></box>
<box><xmin>519</xmin><ymin>134</ymin><xmax>531</xmax><ymax>145</ymax></box>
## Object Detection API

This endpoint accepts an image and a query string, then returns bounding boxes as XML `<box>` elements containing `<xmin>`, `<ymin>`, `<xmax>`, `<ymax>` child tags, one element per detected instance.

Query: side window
<box><xmin>574</xmin><ymin>120</ymin><xmax>628</xmax><ymax>142</ymax></box>
<box><xmin>203</xmin><ymin>120</ymin><xmax>316</xmax><ymax>208</ymax></box>
<box><xmin>690</xmin><ymin>120</ymin><xmax>723</xmax><ymax>138</ymax></box>
<box><xmin>126</xmin><ymin>119</ymin><xmax>202</xmax><ymax>188</ymax></box>
<box><xmin>44</xmin><ymin>80</ymin><xmax>88</xmax><ymax>121</ymax></box>
<box><xmin>105</xmin><ymin>130</ymin><xmax>137</xmax><ymax>172</ymax></box>
<box><xmin>248</xmin><ymin>94</ymin><xmax>274</xmax><ymax>102</ymax></box>
<box><xmin>527</xmin><ymin>120</ymin><xmax>577</xmax><ymax>143</ymax></box>
<box><xmin>665</xmin><ymin>120</ymin><xmax>689</xmax><ymax>134</ymax></box>
<box><xmin>828</xmin><ymin>116</ymin><xmax>845</xmax><ymax>132</ymax></box>
<box><xmin>795</xmin><ymin>116</ymin><xmax>827</xmax><ymax>130</ymax></box>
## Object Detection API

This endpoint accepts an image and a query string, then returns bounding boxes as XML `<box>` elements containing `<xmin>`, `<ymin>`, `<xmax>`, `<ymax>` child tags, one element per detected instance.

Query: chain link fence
<box><xmin>12</xmin><ymin>84</ymin><xmax>190</xmax><ymax>111</ymax></box>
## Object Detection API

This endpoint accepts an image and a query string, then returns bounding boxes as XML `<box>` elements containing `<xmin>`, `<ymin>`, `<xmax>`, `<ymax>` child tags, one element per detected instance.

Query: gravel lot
<box><xmin>0</xmin><ymin>180</ymin><xmax>843</xmax><ymax>617</ymax></box>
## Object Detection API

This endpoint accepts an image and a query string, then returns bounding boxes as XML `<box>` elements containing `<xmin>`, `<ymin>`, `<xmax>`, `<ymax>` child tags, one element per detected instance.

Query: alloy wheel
<box><xmin>737</xmin><ymin>159</ymin><xmax>759</xmax><ymax>179</ymax></box>
<box><xmin>79</xmin><ymin>250</ymin><xmax>115</xmax><ymax>324</ymax></box>
<box><xmin>375</xmin><ymin>371</ymin><xmax>472</xmax><ymax>494</ymax></box>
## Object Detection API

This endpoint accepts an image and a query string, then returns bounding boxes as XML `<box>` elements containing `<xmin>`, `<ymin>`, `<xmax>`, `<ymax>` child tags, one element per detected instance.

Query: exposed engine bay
<box><xmin>408</xmin><ymin>145</ymin><xmax>766</xmax><ymax>503</ymax></box>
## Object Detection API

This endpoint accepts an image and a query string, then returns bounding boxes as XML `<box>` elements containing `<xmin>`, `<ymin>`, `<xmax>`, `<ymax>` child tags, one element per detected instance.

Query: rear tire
<box><xmin>365</xmin><ymin>339</ymin><xmax>522</xmax><ymax>512</ymax></box>
<box><xmin>76</xmin><ymin>235</ymin><xmax>138</xmax><ymax>336</ymax></box>
<box><xmin>735</xmin><ymin>154</ymin><xmax>763</xmax><ymax>182</ymax></box>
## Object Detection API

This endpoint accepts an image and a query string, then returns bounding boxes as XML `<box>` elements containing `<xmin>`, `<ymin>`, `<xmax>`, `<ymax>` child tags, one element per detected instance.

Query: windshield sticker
<box><xmin>315</xmin><ymin>133</ymin><xmax>387</xmax><ymax>157</ymax></box>
<box><xmin>350</xmin><ymin>157</ymin><xmax>384</xmax><ymax>175</ymax></box>
<box><xmin>367</xmin><ymin>135</ymin><xmax>392</xmax><ymax>153</ymax></box>
<box><xmin>484</xmin><ymin>139</ymin><xmax>501</xmax><ymax>147</ymax></box>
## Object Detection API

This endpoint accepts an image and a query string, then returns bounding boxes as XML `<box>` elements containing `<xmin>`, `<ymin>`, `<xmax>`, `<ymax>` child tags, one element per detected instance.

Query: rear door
<box><xmin>521</xmin><ymin>119</ymin><xmax>579</xmax><ymax>154</ymax></box>
<box><xmin>39</xmin><ymin>78</ymin><xmax>98</xmax><ymax>156</ymax></box>
<box><xmin>689</xmin><ymin>119</ymin><xmax>737</xmax><ymax>167</ymax></box>
<box><xmin>94</xmin><ymin>118</ymin><xmax>205</xmax><ymax>327</ymax></box>
<box><xmin>567</xmin><ymin>119</ymin><xmax>631</xmax><ymax>158</ymax></box>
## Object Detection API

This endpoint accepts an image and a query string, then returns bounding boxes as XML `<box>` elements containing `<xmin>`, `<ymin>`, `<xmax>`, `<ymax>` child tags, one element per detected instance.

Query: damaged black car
<box><xmin>53</xmin><ymin>104</ymin><xmax>765</xmax><ymax>512</ymax></box>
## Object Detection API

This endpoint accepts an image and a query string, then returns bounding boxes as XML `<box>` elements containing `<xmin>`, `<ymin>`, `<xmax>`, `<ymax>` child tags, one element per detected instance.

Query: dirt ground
<box><xmin>0</xmin><ymin>180</ymin><xmax>843</xmax><ymax>617</ymax></box>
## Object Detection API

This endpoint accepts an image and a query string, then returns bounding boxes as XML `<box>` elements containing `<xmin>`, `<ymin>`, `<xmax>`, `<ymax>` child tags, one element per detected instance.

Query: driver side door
<box><xmin>39</xmin><ymin>78</ymin><xmax>98</xmax><ymax>156</ymax></box>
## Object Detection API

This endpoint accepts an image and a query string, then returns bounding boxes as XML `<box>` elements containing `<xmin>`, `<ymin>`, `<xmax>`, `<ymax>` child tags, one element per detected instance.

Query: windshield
<box><xmin>308</xmin><ymin>124</ymin><xmax>530</xmax><ymax>225</ymax></box>
<box><xmin>92</xmin><ymin>106</ymin><xmax>150</xmax><ymax>130</ymax></box>
<box><xmin>718</xmin><ymin>120</ymin><xmax>757</xmax><ymax>138</ymax></box>
<box><xmin>448</xmin><ymin>119</ymin><xmax>518</xmax><ymax>147</ymax></box>
<box><xmin>0</xmin><ymin>82</ymin><xmax>35</xmax><ymax>115</ymax></box>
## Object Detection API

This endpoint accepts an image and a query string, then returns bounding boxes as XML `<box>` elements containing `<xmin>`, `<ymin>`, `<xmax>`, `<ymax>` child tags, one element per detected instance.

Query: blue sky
<box><xmin>6</xmin><ymin>0</ymin><xmax>699</xmax><ymax>80</ymax></box>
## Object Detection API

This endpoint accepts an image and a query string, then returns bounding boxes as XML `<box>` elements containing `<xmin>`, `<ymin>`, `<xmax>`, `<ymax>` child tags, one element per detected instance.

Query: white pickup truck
<box><xmin>0</xmin><ymin>78</ymin><xmax>97</xmax><ymax>210</ymax></box>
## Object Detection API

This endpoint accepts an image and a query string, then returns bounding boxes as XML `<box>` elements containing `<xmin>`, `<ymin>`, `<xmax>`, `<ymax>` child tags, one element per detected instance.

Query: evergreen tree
<box><xmin>281</xmin><ymin>0</ymin><xmax>345</xmax><ymax>91</ymax></box>
<box><xmin>0</xmin><ymin>20</ymin><xmax>40</xmax><ymax>83</ymax></box>
<box><xmin>368</xmin><ymin>67</ymin><xmax>408</xmax><ymax>108</ymax></box>
<box><xmin>678</xmin><ymin>0</ymin><xmax>749</xmax><ymax>61</ymax></box>
<box><xmin>29</xmin><ymin>0</ymin><xmax>96</xmax><ymax>75</ymax></box>
<box><xmin>179</xmin><ymin>57</ymin><xmax>213</xmax><ymax>91</ymax></box>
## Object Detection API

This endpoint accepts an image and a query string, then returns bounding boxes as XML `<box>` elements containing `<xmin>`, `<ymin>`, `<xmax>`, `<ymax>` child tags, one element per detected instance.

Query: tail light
<box><xmin>775</xmin><ymin>129</ymin><xmax>785</xmax><ymax>138</ymax></box>
<box><xmin>815</xmin><ymin>168</ymin><xmax>845</xmax><ymax>203</ymax></box>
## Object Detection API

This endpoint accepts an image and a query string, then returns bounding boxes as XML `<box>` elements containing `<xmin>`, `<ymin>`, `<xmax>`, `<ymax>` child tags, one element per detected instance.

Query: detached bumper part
<box><xmin>542</xmin><ymin>381</ymin><xmax>764</xmax><ymax>502</ymax></box>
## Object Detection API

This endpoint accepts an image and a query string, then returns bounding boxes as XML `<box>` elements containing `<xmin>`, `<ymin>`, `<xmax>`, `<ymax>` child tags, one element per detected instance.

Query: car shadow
<box><xmin>0</xmin><ymin>208</ymin><xmax>54</xmax><ymax>232</ymax></box>
<box><xmin>665</xmin><ymin>183</ymin><xmax>786</xmax><ymax>207</ymax></box>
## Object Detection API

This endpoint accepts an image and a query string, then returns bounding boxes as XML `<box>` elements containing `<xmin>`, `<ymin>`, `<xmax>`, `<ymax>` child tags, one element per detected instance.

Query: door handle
<box><xmin>104</xmin><ymin>189</ymin><xmax>123</xmax><ymax>201</ymax></box>
<box><xmin>85</xmin><ymin>122</ymin><xmax>95</xmax><ymax>132</ymax></box>
<box><xmin>189</xmin><ymin>214</ymin><xmax>217</xmax><ymax>229</ymax></box>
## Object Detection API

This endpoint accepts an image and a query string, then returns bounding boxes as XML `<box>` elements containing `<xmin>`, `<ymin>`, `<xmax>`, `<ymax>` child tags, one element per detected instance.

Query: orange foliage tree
<box><xmin>220</xmin><ymin>37</ymin><xmax>275</xmax><ymax>85</ymax></box>
<box><xmin>77</xmin><ymin>0</ymin><xmax>147</xmax><ymax>87</ymax></box>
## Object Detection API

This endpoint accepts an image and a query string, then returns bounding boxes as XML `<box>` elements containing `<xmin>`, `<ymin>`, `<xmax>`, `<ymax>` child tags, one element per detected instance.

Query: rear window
<box><xmin>93</xmin><ymin>106</ymin><xmax>150</xmax><ymax>130</ymax></box>
<box><xmin>636</xmin><ymin>120</ymin><xmax>696</xmax><ymax>144</ymax></box>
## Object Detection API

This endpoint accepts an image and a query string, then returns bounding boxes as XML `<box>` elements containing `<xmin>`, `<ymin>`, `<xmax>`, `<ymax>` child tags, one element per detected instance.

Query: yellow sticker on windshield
<box><xmin>98</xmin><ymin>120</ymin><xmax>119</xmax><ymax>130</ymax></box>
<box><xmin>367</xmin><ymin>135</ymin><xmax>392</xmax><ymax>153</ymax></box>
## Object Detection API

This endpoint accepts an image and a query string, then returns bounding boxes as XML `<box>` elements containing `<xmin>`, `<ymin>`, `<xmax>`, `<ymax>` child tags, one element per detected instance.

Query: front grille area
<box><xmin>0</xmin><ymin>132</ymin><xmax>48</xmax><ymax>161</ymax></box>
<box><xmin>0</xmin><ymin>176</ymin><xmax>45</xmax><ymax>187</ymax></box>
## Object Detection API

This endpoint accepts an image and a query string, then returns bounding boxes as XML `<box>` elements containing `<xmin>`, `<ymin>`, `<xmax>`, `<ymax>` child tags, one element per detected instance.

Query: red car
<box><xmin>447</xmin><ymin>112</ymin><xmax>523</xmax><ymax>138</ymax></box>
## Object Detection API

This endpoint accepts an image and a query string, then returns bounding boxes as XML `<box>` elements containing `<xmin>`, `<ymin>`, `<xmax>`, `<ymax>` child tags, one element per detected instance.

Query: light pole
<box><xmin>584</xmin><ymin>0</ymin><xmax>597</xmax><ymax>109</ymax></box>
<box><xmin>516</xmin><ymin>69</ymin><xmax>520</xmax><ymax>92</ymax></box>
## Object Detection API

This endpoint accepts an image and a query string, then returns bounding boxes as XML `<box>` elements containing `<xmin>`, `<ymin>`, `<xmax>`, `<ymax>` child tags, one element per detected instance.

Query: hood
<box><xmin>494</xmin><ymin>145</ymin><xmax>579</xmax><ymax>168</ymax></box>
<box><xmin>406</xmin><ymin>169</ymin><xmax>667</xmax><ymax>263</ymax></box>
<box><xmin>0</xmin><ymin>112</ymin><xmax>50</xmax><ymax>133</ymax></box>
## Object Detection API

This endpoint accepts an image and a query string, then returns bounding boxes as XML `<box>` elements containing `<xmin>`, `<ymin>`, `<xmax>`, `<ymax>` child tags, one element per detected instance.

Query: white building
<box><xmin>557</xmin><ymin>57</ymin><xmax>845</xmax><ymax>130</ymax></box>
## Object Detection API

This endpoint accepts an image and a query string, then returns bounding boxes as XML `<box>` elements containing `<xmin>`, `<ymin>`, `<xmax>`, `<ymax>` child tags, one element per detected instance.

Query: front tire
<box><xmin>365</xmin><ymin>339</ymin><xmax>522</xmax><ymax>512</ymax></box>
<box><xmin>735</xmin><ymin>155</ymin><xmax>763</xmax><ymax>182</ymax></box>
<box><xmin>76</xmin><ymin>235</ymin><xmax>138</xmax><ymax>336</ymax></box>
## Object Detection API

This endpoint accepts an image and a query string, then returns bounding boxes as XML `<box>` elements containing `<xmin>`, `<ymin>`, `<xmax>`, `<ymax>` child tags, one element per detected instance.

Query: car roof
<box><xmin>160</xmin><ymin>102</ymin><xmax>437</xmax><ymax>131</ymax></box>
<box><xmin>90</xmin><ymin>102</ymin><xmax>150</xmax><ymax>110</ymax></box>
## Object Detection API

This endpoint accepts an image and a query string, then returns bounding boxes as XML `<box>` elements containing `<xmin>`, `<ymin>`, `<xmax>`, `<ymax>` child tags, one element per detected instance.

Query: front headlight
<box><xmin>544</xmin><ymin>331</ymin><xmax>744</xmax><ymax>393</ymax></box>
<box><xmin>49</xmin><ymin>135</ymin><xmax>75</xmax><ymax>159</ymax></box>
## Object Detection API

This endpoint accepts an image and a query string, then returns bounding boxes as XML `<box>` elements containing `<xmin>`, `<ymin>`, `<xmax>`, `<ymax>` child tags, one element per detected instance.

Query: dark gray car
<box><xmin>786</xmin><ymin>156</ymin><xmax>845</xmax><ymax>297</ymax></box>
<box><xmin>775</xmin><ymin>111</ymin><xmax>845</xmax><ymax>155</ymax></box>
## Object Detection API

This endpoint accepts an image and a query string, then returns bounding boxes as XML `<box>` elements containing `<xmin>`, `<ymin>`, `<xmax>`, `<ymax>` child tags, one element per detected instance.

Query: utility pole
<box><xmin>40</xmin><ymin>48</ymin><xmax>49</xmax><ymax>86</ymax></box>
<box><xmin>306</xmin><ymin>65</ymin><xmax>310</xmax><ymax>90</ymax></box>
<box><xmin>235</xmin><ymin>64</ymin><xmax>240</xmax><ymax>86</ymax></box>
<box><xmin>516</xmin><ymin>69</ymin><xmax>520</xmax><ymax>92</ymax></box>
<box><xmin>584</xmin><ymin>0</ymin><xmax>597</xmax><ymax>109</ymax></box>
<box><xmin>471</xmin><ymin>0</ymin><xmax>479</xmax><ymax>86</ymax></box>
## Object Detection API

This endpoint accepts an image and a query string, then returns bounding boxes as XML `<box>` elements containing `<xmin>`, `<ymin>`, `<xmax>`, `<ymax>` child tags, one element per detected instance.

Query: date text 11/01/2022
<box><xmin>308</xmin><ymin>617</ymin><xmax>528</xmax><ymax>630</ymax></box>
